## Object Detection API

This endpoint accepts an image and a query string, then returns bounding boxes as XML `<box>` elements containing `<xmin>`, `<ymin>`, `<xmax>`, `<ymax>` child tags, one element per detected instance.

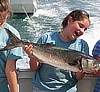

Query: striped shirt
<box><xmin>92</xmin><ymin>40</ymin><xmax>100</xmax><ymax>92</ymax></box>
<box><xmin>92</xmin><ymin>40</ymin><xmax>100</xmax><ymax>57</ymax></box>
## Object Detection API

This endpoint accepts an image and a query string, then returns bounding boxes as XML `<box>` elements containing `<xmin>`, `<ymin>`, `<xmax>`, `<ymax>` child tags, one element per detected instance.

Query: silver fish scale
<box><xmin>33</xmin><ymin>44</ymin><xmax>83</xmax><ymax>69</ymax></box>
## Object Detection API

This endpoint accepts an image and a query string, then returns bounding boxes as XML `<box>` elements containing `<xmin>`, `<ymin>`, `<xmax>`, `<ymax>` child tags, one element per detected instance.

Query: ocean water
<box><xmin>8</xmin><ymin>0</ymin><xmax>100</xmax><ymax>69</ymax></box>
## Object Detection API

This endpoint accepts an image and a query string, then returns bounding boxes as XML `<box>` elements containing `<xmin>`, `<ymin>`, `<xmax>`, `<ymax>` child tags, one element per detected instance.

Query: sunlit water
<box><xmin>8</xmin><ymin>0</ymin><xmax>100</xmax><ymax>69</ymax></box>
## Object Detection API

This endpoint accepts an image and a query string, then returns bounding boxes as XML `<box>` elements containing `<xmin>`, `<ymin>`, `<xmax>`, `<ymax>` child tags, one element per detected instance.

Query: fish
<box><xmin>0</xmin><ymin>28</ymin><xmax>100</xmax><ymax>72</ymax></box>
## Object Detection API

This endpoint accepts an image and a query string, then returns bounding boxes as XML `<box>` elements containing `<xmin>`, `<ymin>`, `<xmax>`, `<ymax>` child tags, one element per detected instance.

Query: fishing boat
<box><xmin>18</xmin><ymin>68</ymin><xmax>97</xmax><ymax>92</ymax></box>
<box><xmin>9</xmin><ymin>0</ymin><xmax>37</xmax><ymax>14</ymax></box>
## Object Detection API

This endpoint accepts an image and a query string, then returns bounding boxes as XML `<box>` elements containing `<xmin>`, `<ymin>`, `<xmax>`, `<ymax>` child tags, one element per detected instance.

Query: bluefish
<box><xmin>0</xmin><ymin>28</ymin><xmax>100</xmax><ymax>72</ymax></box>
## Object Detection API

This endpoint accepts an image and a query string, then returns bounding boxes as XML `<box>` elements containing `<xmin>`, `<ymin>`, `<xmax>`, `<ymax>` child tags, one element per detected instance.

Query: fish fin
<box><xmin>45</xmin><ymin>43</ymin><xmax>56</xmax><ymax>46</ymax></box>
<box><xmin>37</xmin><ymin>43</ymin><xmax>56</xmax><ymax>48</ymax></box>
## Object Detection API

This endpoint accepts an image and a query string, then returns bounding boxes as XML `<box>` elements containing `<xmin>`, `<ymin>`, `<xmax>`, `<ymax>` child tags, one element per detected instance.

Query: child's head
<box><xmin>62</xmin><ymin>10</ymin><xmax>90</xmax><ymax>29</ymax></box>
<box><xmin>60</xmin><ymin>10</ymin><xmax>90</xmax><ymax>41</ymax></box>
<box><xmin>0</xmin><ymin>0</ymin><xmax>12</xmax><ymax>26</ymax></box>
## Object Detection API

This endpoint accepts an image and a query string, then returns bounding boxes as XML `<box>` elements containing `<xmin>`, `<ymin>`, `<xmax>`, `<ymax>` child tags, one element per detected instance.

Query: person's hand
<box><xmin>76</xmin><ymin>70</ymin><xmax>96</xmax><ymax>75</ymax></box>
<box><xmin>83</xmin><ymin>71</ymin><xmax>94</xmax><ymax>75</ymax></box>
<box><xmin>23</xmin><ymin>44</ymin><xmax>33</xmax><ymax>57</ymax></box>
<box><xmin>82</xmin><ymin>70</ymin><xmax>100</xmax><ymax>76</ymax></box>
<box><xmin>91</xmin><ymin>70</ymin><xmax>100</xmax><ymax>76</ymax></box>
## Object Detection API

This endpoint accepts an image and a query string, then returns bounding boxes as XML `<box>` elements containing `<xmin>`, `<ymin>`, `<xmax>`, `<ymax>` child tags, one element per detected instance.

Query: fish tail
<box><xmin>0</xmin><ymin>28</ymin><xmax>23</xmax><ymax>51</ymax></box>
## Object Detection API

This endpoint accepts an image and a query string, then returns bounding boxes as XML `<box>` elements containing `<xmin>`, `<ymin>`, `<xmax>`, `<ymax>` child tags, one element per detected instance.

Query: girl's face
<box><xmin>63</xmin><ymin>17</ymin><xmax>90</xmax><ymax>41</ymax></box>
<box><xmin>0</xmin><ymin>12</ymin><xmax>7</xmax><ymax>28</ymax></box>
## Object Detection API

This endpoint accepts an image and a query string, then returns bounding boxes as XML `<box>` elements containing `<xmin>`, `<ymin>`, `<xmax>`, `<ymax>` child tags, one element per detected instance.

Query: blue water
<box><xmin>8</xmin><ymin>0</ymin><xmax>100</xmax><ymax>68</ymax></box>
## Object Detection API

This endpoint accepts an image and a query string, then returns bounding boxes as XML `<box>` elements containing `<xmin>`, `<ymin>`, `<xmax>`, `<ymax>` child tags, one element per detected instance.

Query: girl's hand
<box><xmin>91</xmin><ymin>70</ymin><xmax>100</xmax><ymax>76</ymax></box>
<box><xmin>82</xmin><ymin>70</ymin><xmax>100</xmax><ymax>76</ymax></box>
<box><xmin>23</xmin><ymin>44</ymin><xmax>33</xmax><ymax>57</ymax></box>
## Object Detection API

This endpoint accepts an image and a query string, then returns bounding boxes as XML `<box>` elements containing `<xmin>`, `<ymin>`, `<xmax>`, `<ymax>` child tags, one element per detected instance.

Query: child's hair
<box><xmin>0</xmin><ymin>0</ymin><xmax>13</xmax><ymax>20</ymax></box>
<box><xmin>62</xmin><ymin>10</ymin><xmax>90</xmax><ymax>28</ymax></box>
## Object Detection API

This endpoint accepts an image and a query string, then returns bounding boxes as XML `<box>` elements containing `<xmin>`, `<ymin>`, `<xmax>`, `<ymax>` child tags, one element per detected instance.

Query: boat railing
<box><xmin>17</xmin><ymin>68</ymin><xmax>97</xmax><ymax>92</ymax></box>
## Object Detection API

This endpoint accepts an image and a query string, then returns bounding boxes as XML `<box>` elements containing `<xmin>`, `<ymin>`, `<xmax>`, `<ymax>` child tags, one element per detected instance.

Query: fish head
<box><xmin>81</xmin><ymin>56</ymin><xmax>100</xmax><ymax>72</ymax></box>
<box><xmin>67</xmin><ymin>54</ymin><xmax>100</xmax><ymax>72</ymax></box>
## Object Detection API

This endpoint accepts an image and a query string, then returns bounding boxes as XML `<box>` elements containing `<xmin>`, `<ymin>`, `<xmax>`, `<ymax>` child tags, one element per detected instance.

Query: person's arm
<box><xmin>29</xmin><ymin>56</ymin><xmax>40</xmax><ymax>71</ymax></box>
<box><xmin>5</xmin><ymin>60</ymin><xmax>18</xmax><ymax>92</ymax></box>
<box><xmin>23</xmin><ymin>44</ymin><xmax>40</xmax><ymax>71</ymax></box>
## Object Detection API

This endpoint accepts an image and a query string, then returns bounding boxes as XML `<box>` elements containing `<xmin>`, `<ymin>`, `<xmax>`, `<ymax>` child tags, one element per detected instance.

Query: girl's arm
<box><xmin>23</xmin><ymin>45</ymin><xmax>40</xmax><ymax>71</ymax></box>
<box><xmin>5</xmin><ymin>60</ymin><xmax>18</xmax><ymax>92</ymax></box>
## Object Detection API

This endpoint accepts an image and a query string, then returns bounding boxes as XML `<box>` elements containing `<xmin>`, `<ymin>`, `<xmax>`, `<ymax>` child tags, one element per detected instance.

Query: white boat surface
<box><xmin>9</xmin><ymin>0</ymin><xmax>37</xmax><ymax>14</ymax></box>
<box><xmin>18</xmin><ymin>68</ymin><xmax>97</xmax><ymax>92</ymax></box>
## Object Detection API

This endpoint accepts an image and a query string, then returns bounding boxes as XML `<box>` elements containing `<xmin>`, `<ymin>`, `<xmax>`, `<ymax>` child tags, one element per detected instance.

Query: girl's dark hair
<box><xmin>62</xmin><ymin>10</ymin><xmax>90</xmax><ymax>28</ymax></box>
<box><xmin>0</xmin><ymin>0</ymin><xmax>13</xmax><ymax>19</ymax></box>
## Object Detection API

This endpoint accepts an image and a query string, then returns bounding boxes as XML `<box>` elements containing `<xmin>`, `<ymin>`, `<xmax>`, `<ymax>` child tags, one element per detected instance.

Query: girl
<box><xmin>24</xmin><ymin>10</ymin><xmax>90</xmax><ymax>92</ymax></box>
<box><xmin>0</xmin><ymin>0</ymin><xmax>23</xmax><ymax>92</ymax></box>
